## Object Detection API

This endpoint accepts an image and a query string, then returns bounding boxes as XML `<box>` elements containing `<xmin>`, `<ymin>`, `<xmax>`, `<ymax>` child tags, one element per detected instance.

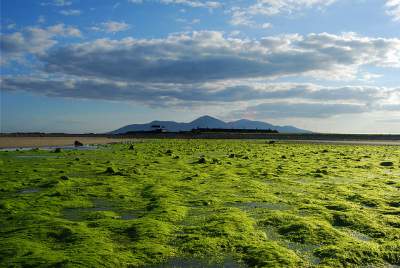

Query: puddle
<box><xmin>62</xmin><ymin>198</ymin><xmax>141</xmax><ymax>221</ymax></box>
<box><xmin>264</xmin><ymin>226</ymin><xmax>321</xmax><ymax>265</ymax></box>
<box><xmin>228</xmin><ymin>202</ymin><xmax>291</xmax><ymax>211</ymax></box>
<box><xmin>18</xmin><ymin>188</ymin><xmax>40</xmax><ymax>194</ymax></box>
<box><xmin>145</xmin><ymin>256</ymin><xmax>246</xmax><ymax>268</ymax></box>
<box><xmin>286</xmin><ymin>242</ymin><xmax>321</xmax><ymax>265</ymax></box>
<box><xmin>180</xmin><ymin>206</ymin><xmax>214</xmax><ymax>226</ymax></box>
<box><xmin>336</xmin><ymin>227</ymin><xmax>372</xmax><ymax>242</ymax></box>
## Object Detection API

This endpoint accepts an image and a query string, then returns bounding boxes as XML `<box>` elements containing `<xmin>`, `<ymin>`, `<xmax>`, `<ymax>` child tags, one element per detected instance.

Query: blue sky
<box><xmin>1</xmin><ymin>0</ymin><xmax>399</xmax><ymax>133</ymax></box>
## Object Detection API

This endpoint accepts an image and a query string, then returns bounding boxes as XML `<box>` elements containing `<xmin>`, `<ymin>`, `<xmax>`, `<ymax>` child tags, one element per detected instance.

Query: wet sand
<box><xmin>1</xmin><ymin>136</ymin><xmax>399</xmax><ymax>149</ymax></box>
<box><xmin>0</xmin><ymin>137</ymin><xmax>131</xmax><ymax>149</ymax></box>
<box><xmin>282</xmin><ymin>140</ymin><xmax>400</xmax><ymax>146</ymax></box>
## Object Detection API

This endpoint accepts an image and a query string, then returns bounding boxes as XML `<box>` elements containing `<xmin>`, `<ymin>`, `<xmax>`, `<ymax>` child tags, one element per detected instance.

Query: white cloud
<box><xmin>60</xmin><ymin>9</ymin><xmax>81</xmax><ymax>16</ymax></box>
<box><xmin>38</xmin><ymin>15</ymin><xmax>46</xmax><ymax>24</ymax></box>
<box><xmin>0</xmin><ymin>24</ymin><xmax>81</xmax><ymax>64</ymax></box>
<box><xmin>6</xmin><ymin>23</ymin><xmax>16</xmax><ymax>30</ymax></box>
<box><xmin>39</xmin><ymin>31</ymin><xmax>400</xmax><ymax>83</ymax></box>
<box><xmin>128</xmin><ymin>0</ymin><xmax>221</xmax><ymax>9</ymax></box>
<box><xmin>385</xmin><ymin>0</ymin><xmax>400</xmax><ymax>21</ymax></box>
<box><xmin>41</xmin><ymin>0</ymin><xmax>72</xmax><ymax>6</ymax></box>
<box><xmin>1</xmin><ymin>75</ymin><xmax>399</xmax><ymax>118</ymax></box>
<box><xmin>229</xmin><ymin>0</ymin><xmax>336</xmax><ymax>27</ymax></box>
<box><xmin>1</xmin><ymin>29</ymin><xmax>399</xmax><ymax>120</ymax></box>
<box><xmin>91</xmin><ymin>21</ymin><xmax>130</xmax><ymax>33</ymax></box>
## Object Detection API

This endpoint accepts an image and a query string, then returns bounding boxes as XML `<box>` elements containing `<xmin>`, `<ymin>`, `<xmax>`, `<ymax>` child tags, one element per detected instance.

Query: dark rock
<box><xmin>60</xmin><ymin>176</ymin><xmax>69</xmax><ymax>180</ymax></box>
<box><xmin>197</xmin><ymin>157</ymin><xmax>207</xmax><ymax>164</ymax></box>
<box><xmin>74</xmin><ymin>140</ymin><xmax>84</xmax><ymax>147</ymax></box>
<box><xmin>105</xmin><ymin>167</ymin><xmax>116</xmax><ymax>174</ymax></box>
<box><xmin>380</xmin><ymin>161</ymin><xmax>394</xmax><ymax>167</ymax></box>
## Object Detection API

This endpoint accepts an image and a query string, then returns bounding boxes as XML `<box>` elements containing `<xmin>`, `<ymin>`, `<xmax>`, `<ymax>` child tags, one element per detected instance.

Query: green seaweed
<box><xmin>0</xmin><ymin>140</ymin><xmax>399</xmax><ymax>267</ymax></box>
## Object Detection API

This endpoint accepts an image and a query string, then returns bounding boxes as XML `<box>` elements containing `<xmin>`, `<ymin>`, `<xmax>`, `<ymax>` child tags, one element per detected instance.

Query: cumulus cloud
<box><xmin>1</xmin><ymin>75</ymin><xmax>399</xmax><ymax>115</ymax></box>
<box><xmin>2</xmin><ymin>29</ymin><xmax>399</xmax><ymax>120</ymax></box>
<box><xmin>0</xmin><ymin>24</ymin><xmax>81</xmax><ymax>64</ymax></box>
<box><xmin>385</xmin><ymin>0</ymin><xmax>400</xmax><ymax>21</ymax></box>
<box><xmin>39</xmin><ymin>31</ymin><xmax>400</xmax><ymax>83</ymax></box>
<box><xmin>233</xmin><ymin>102</ymin><xmax>368</xmax><ymax>118</ymax></box>
<box><xmin>60</xmin><ymin>9</ymin><xmax>81</xmax><ymax>16</ymax></box>
<box><xmin>386</xmin><ymin>0</ymin><xmax>400</xmax><ymax>20</ymax></box>
<box><xmin>128</xmin><ymin>0</ymin><xmax>221</xmax><ymax>9</ymax></box>
<box><xmin>229</xmin><ymin>0</ymin><xmax>336</xmax><ymax>27</ymax></box>
<box><xmin>41</xmin><ymin>0</ymin><xmax>72</xmax><ymax>6</ymax></box>
<box><xmin>91</xmin><ymin>21</ymin><xmax>130</xmax><ymax>33</ymax></box>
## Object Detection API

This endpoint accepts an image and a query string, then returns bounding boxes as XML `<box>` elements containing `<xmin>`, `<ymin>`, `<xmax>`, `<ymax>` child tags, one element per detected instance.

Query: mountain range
<box><xmin>110</xmin><ymin>116</ymin><xmax>310</xmax><ymax>134</ymax></box>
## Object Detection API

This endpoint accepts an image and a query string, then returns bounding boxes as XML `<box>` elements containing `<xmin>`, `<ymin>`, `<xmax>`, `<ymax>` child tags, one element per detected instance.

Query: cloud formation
<box><xmin>2</xmin><ymin>75</ymin><xmax>399</xmax><ymax>116</ymax></box>
<box><xmin>386</xmin><ymin>0</ymin><xmax>400</xmax><ymax>21</ymax></box>
<box><xmin>39</xmin><ymin>31</ymin><xmax>400</xmax><ymax>83</ymax></box>
<box><xmin>91</xmin><ymin>21</ymin><xmax>130</xmax><ymax>33</ymax></box>
<box><xmin>2</xmin><ymin>28</ymin><xmax>399</xmax><ymax>120</ymax></box>
<box><xmin>128</xmin><ymin>0</ymin><xmax>221</xmax><ymax>9</ymax></box>
<box><xmin>60</xmin><ymin>9</ymin><xmax>81</xmax><ymax>16</ymax></box>
<box><xmin>41</xmin><ymin>0</ymin><xmax>72</xmax><ymax>6</ymax></box>
<box><xmin>0</xmin><ymin>24</ymin><xmax>81</xmax><ymax>64</ymax></box>
<box><xmin>229</xmin><ymin>0</ymin><xmax>336</xmax><ymax>27</ymax></box>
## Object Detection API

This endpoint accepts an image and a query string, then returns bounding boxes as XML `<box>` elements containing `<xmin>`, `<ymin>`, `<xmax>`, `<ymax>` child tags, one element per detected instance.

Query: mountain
<box><xmin>110</xmin><ymin>115</ymin><xmax>310</xmax><ymax>134</ymax></box>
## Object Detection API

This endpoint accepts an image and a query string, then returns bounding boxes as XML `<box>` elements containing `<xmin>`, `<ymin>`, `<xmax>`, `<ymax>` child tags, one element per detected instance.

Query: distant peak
<box><xmin>191</xmin><ymin>115</ymin><xmax>222</xmax><ymax>123</ymax></box>
<box><xmin>197</xmin><ymin>115</ymin><xmax>217</xmax><ymax>120</ymax></box>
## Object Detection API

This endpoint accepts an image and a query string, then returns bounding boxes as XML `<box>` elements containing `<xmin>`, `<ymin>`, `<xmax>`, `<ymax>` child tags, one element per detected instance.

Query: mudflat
<box><xmin>0</xmin><ymin>137</ymin><xmax>128</xmax><ymax>149</ymax></box>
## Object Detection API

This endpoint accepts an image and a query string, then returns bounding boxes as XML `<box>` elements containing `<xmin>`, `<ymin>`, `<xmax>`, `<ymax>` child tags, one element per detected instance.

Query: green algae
<box><xmin>0</xmin><ymin>140</ymin><xmax>399</xmax><ymax>267</ymax></box>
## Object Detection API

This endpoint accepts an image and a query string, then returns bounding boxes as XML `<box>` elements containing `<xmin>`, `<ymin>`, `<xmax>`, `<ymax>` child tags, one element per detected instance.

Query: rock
<box><xmin>211</xmin><ymin>158</ymin><xmax>220</xmax><ymax>164</ymax></box>
<box><xmin>74</xmin><ymin>140</ymin><xmax>84</xmax><ymax>147</ymax></box>
<box><xmin>197</xmin><ymin>157</ymin><xmax>207</xmax><ymax>164</ymax></box>
<box><xmin>380</xmin><ymin>161</ymin><xmax>394</xmax><ymax>167</ymax></box>
<box><xmin>60</xmin><ymin>175</ymin><xmax>69</xmax><ymax>180</ymax></box>
<box><xmin>105</xmin><ymin>167</ymin><xmax>116</xmax><ymax>174</ymax></box>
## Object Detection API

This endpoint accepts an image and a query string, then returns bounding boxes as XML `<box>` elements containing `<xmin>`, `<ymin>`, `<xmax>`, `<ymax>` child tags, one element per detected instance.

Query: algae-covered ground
<box><xmin>0</xmin><ymin>140</ymin><xmax>399</xmax><ymax>267</ymax></box>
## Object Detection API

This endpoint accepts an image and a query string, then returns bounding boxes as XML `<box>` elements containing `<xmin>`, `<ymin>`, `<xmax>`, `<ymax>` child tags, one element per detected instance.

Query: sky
<box><xmin>0</xmin><ymin>0</ymin><xmax>399</xmax><ymax>134</ymax></box>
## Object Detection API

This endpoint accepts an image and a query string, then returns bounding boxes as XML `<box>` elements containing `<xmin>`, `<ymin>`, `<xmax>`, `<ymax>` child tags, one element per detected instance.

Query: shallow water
<box><xmin>336</xmin><ymin>227</ymin><xmax>372</xmax><ymax>242</ymax></box>
<box><xmin>228</xmin><ymin>202</ymin><xmax>291</xmax><ymax>211</ymax></box>
<box><xmin>145</xmin><ymin>256</ymin><xmax>246</xmax><ymax>268</ymax></box>
<box><xmin>18</xmin><ymin>188</ymin><xmax>40</xmax><ymax>194</ymax></box>
<box><xmin>62</xmin><ymin>198</ymin><xmax>140</xmax><ymax>221</ymax></box>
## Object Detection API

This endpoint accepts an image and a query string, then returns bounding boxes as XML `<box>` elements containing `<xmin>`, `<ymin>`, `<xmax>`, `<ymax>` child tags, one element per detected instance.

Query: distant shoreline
<box><xmin>1</xmin><ymin>133</ymin><xmax>400</xmax><ymax>148</ymax></box>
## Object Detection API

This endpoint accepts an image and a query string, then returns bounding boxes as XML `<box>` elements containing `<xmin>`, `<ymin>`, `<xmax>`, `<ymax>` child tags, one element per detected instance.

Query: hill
<box><xmin>110</xmin><ymin>116</ymin><xmax>310</xmax><ymax>134</ymax></box>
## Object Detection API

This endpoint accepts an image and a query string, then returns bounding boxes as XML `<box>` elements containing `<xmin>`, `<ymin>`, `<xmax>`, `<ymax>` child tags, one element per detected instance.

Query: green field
<box><xmin>0</xmin><ymin>140</ymin><xmax>399</xmax><ymax>267</ymax></box>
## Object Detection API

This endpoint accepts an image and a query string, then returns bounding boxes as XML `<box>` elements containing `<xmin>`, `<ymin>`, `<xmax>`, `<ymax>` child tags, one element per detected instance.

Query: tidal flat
<box><xmin>0</xmin><ymin>140</ymin><xmax>399</xmax><ymax>267</ymax></box>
